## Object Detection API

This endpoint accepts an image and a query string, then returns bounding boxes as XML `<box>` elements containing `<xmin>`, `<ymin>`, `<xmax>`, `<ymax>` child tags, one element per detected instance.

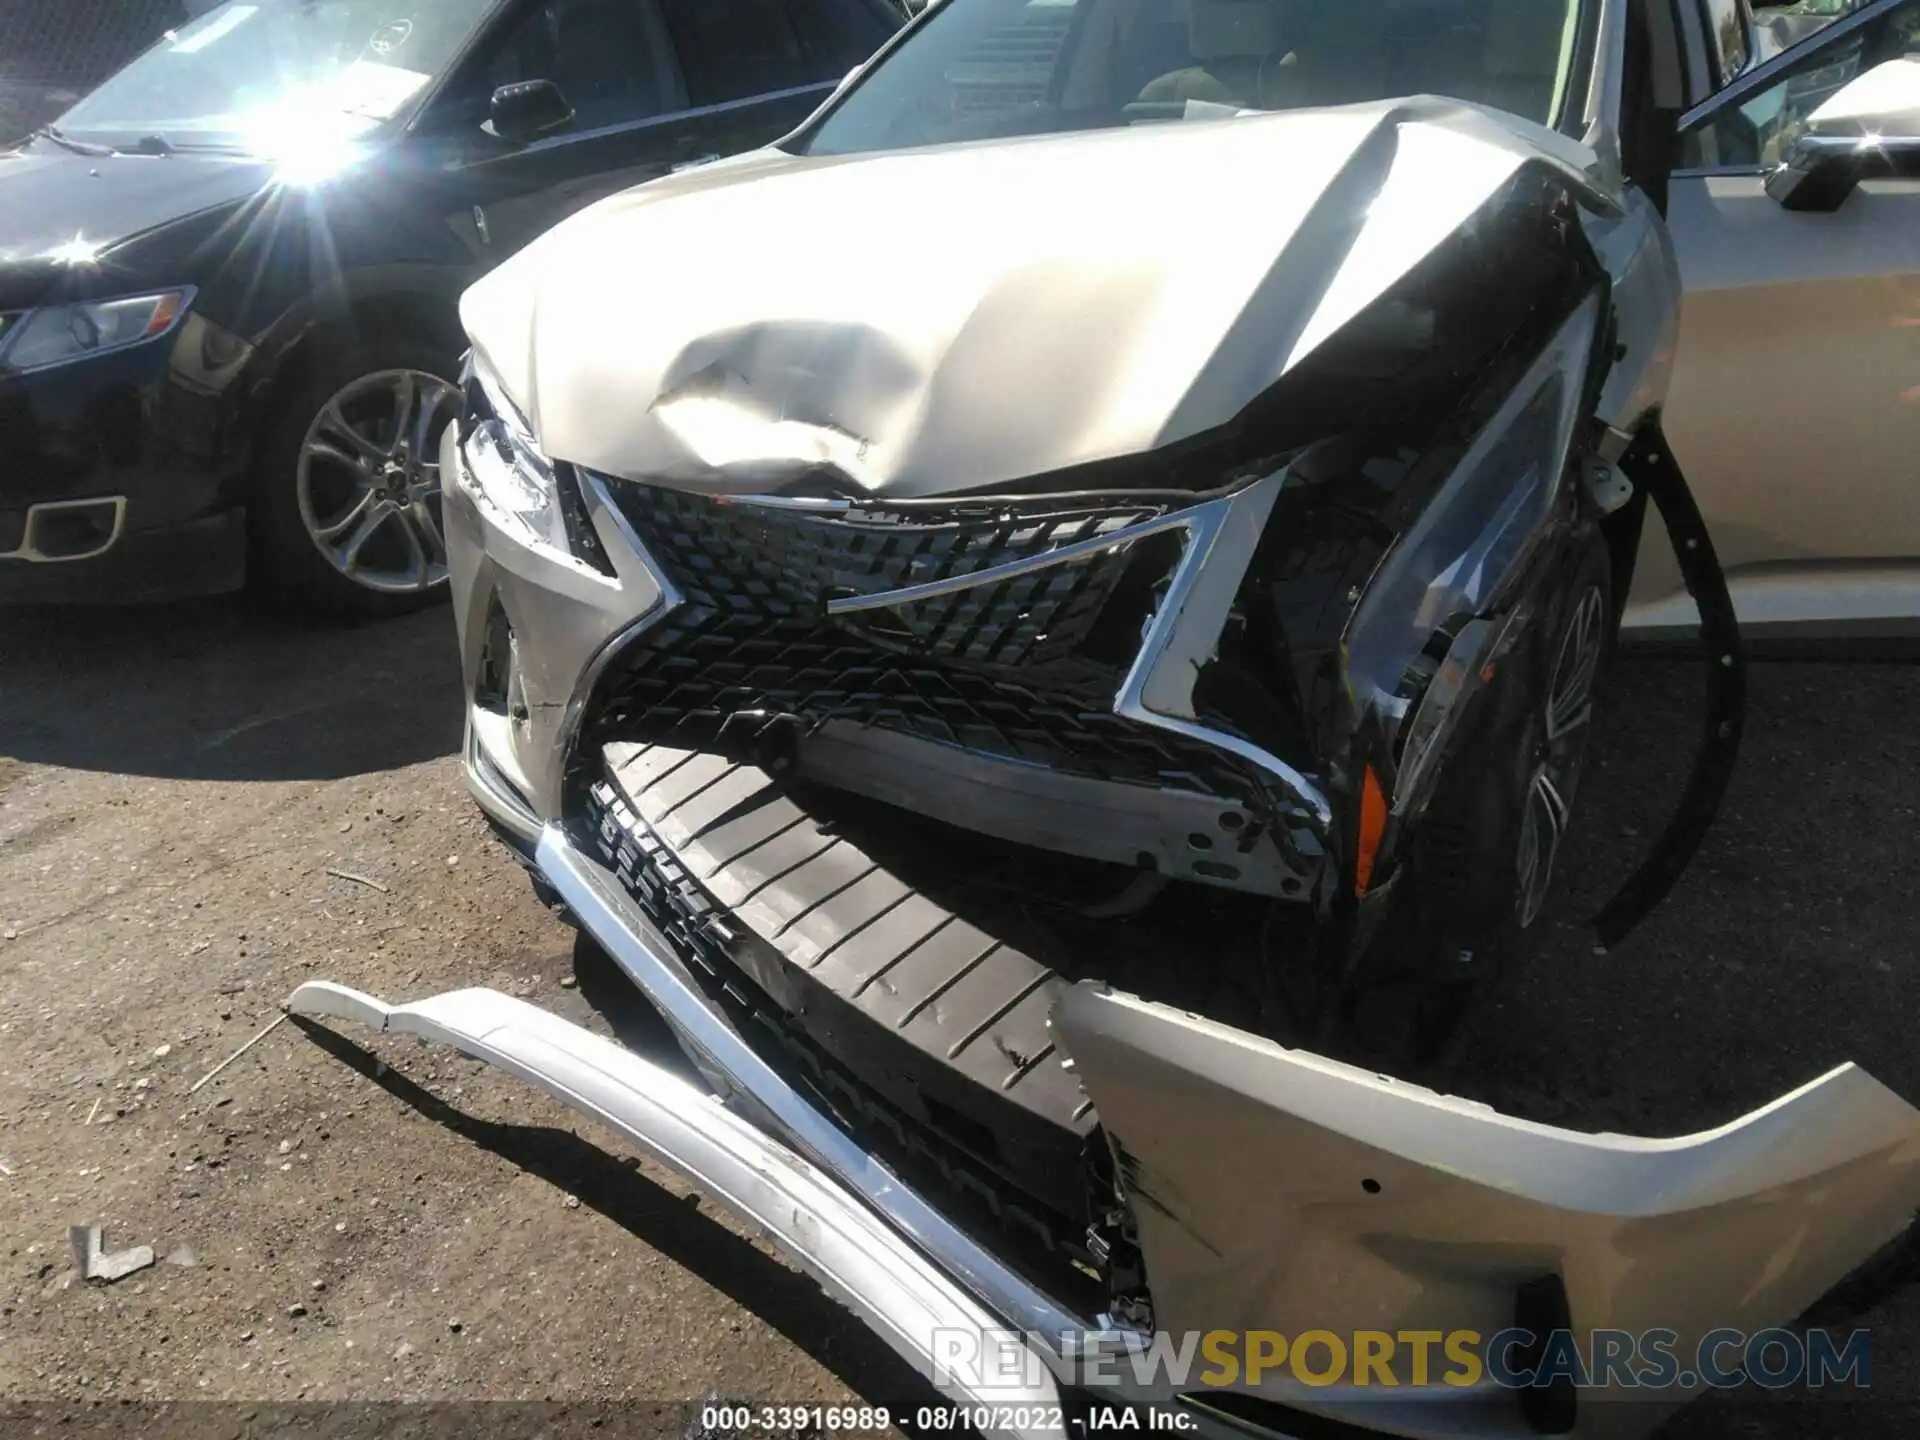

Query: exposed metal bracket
<box><xmin>1595</xmin><ymin>424</ymin><xmax>1637</xmax><ymax>465</ymax></box>
<box><xmin>1584</xmin><ymin>456</ymin><xmax>1636</xmax><ymax>515</ymax></box>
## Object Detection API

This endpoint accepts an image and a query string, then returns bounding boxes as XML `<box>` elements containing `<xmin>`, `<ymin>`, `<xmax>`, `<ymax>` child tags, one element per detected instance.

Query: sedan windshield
<box><xmin>57</xmin><ymin>0</ymin><xmax>499</xmax><ymax>153</ymax></box>
<box><xmin>802</xmin><ymin>0</ymin><xmax>1587</xmax><ymax>156</ymax></box>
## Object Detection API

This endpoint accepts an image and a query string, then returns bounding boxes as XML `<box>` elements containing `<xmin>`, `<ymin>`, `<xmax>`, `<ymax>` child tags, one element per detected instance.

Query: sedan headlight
<box><xmin>0</xmin><ymin>289</ymin><xmax>192</xmax><ymax>375</ymax></box>
<box><xmin>1343</xmin><ymin>293</ymin><xmax>1601</xmax><ymax>728</ymax></box>
<box><xmin>458</xmin><ymin>354</ymin><xmax>575</xmax><ymax>556</ymax></box>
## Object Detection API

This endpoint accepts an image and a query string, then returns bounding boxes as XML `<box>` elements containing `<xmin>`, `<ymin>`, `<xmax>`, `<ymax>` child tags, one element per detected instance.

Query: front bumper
<box><xmin>0</xmin><ymin>504</ymin><xmax>245</xmax><ymax>603</ymax></box>
<box><xmin>289</xmin><ymin>970</ymin><xmax>1071</xmax><ymax>1432</ymax></box>
<box><xmin>0</xmin><ymin>316</ymin><xmax>253</xmax><ymax>604</ymax></box>
<box><xmin>295</xmin><ymin>825</ymin><xmax>1097</xmax><ymax>1440</ymax></box>
<box><xmin>294</xmin><ymin>823</ymin><xmax>1920</xmax><ymax>1440</ymax></box>
<box><xmin>444</xmin><ymin>424</ymin><xmax>665</xmax><ymax>839</ymax></box>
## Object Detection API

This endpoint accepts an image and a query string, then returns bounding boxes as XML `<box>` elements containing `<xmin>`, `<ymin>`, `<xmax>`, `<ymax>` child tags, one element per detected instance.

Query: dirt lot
<box><xmin>1</xmin><ymin>597</ymin><xmax>1917</xmax><ymax>1435</ymax></box>
<box><xmin>0</xmin><ymin>600</ymin><xmax>925</xmax><ymax>1422</ymax></box>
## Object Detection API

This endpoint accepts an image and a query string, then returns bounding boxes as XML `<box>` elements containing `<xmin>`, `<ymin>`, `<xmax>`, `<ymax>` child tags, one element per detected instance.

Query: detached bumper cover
<box><xmin>293</xmin><ymin>824</ymin><xmax>1920</xmax><ymax>1440</ymax></box>
<box><xmin>1057</xmin><ymin>984</ymin><xmax>1920</xmax><ymax>1427</ymax></box>
<box><xmin>287</xmin><ymin>980</ymin><xmax>1066</xmax><ymax>1434</ymax></box>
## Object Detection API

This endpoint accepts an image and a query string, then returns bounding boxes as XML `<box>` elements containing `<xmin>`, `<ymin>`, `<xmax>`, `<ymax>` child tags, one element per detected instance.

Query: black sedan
<box><xmin>0</xmin><ymin>0</ymin><xmax>901</xmax><ymax>612</ymax></box>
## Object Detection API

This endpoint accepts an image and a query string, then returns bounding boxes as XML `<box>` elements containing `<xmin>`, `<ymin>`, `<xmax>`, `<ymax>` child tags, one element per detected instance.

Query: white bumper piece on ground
<box><xmin>284</xmin><ymin>980</ymin><xmax>1069</xmax><ymax>1440</ymax></box>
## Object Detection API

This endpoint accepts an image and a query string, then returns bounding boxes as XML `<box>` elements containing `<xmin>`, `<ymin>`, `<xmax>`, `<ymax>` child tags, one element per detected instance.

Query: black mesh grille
<box><xmin>613</xmin><ymin>482</ymin><xmax>1167</xmax><ymax>668</ymax></box>
<box><xmin>589</xmin><ymin>481</ymin><xmax>1263</xmax><ymax>800</ymax></box>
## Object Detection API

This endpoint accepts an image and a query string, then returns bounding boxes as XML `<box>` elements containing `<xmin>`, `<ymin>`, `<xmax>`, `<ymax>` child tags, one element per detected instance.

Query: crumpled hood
<box><xmin>461</xmin><ymin>97</ymin><xmax>1615</xmax><ymax>499</ymax></box>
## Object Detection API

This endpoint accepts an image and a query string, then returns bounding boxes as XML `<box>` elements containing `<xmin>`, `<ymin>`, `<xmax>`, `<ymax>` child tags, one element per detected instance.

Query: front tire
<box><xmin>250</xmin><ymin>336</ymin><xmax>461</xmax><ymax>619</ymax></box>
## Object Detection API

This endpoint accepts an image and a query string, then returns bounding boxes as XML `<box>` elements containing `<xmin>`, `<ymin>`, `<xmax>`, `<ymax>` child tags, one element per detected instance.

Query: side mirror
<box><xmin>1767</xmin><ymin>56</ymin><xmax>1920</xmax><ymax>211</ymax></box>
<box><xmin>489</xmin><ymin>80</ymin><xmax>573</xmax><ymax>146</ymax></box>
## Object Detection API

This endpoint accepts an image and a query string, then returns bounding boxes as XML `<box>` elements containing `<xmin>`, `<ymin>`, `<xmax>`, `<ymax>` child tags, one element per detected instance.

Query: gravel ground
<box><xmin>0</xmin><ymin>600</ymin><xmax>922</xmax><ymax>1422</ymax></box>
<box><xmin>0</xmin><ymin>597</ymin><xmax>1915</xmax><ymax>1435</ymax></box>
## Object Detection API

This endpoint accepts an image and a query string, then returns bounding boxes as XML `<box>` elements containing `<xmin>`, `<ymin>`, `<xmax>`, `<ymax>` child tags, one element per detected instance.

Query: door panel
<box><xmin>1637</xmin><ymin>174</ymin><xmax>1920</xmax><ymax>614</ymax></box>
<box><xmin>450</xmin><ymin>113</ymin><xmax>702</xmax><ymax>261</ymax></box>
<box><xmin>1627</xmin><ymin>2</ymin><xmax>1920</xmax><ymax>634</ymax></box>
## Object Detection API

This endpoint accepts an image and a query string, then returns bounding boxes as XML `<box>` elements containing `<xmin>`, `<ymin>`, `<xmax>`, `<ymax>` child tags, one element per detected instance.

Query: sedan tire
<box><xmin>250</xmin><ymin>336</ymin><xmax>462</xmax><ymax>618</ymax></box>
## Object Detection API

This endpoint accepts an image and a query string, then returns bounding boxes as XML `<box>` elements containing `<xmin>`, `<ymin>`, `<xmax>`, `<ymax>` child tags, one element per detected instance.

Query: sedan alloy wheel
<box><xmin>296</xmin><ymin>368</ymin><xmax>461</xmax><ymax>595</ymax></box>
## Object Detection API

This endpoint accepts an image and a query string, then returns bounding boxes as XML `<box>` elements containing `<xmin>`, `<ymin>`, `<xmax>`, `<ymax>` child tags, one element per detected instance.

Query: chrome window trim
<box><xmin>1660</xmin><ymin>162</ymin><xmax>1920</xmax><ymax>179</ymax></box>
<box><xmin>480</xmin><ymin>81</ymin><xmax>838</xmax><ymax>163</ymax></box>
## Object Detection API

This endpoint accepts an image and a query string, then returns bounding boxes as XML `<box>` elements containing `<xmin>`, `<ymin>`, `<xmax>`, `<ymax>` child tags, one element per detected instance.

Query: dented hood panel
<box><xmin>1055</xmin><ymin>983</ymin><xmax>1920</xmax><ymax>1437</ymax></box>
<box><xmin>460</xmin><ymin>98</ymin><xmax>1616</xmax><ymax>499</ymax></box>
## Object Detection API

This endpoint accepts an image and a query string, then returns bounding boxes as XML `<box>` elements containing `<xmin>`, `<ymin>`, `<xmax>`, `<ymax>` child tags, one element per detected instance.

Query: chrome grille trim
<box><xmin>568</xmin><ymin>469</ymin><xmax>1333</xmax><ymax>838</ymax></box>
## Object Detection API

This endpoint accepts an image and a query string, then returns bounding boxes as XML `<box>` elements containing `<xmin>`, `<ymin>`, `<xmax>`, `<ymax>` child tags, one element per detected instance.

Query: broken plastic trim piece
<box><xmin>1056</xmin><ymin>981</ymin><xmax>1920</xmax><ymax>1435</ymax></box>
<box><xmin>1590</xmin><ymin>422</ymin><xmax>1745</xmax><ymax>947</ymax></box>
<box><xmin>796</xmin><ymin>721</ymin><xmax>1309</xmax><ymax>899</ymax></box>
<box><xmin>284</xmin><ymin>980</ymin><xmax>1070</xmax><ymax>1439</ymax></box>
<box><xmin>69</xmin><ymin>1225</ymin><xmax>155</xmax><ymax>1283</ymax></box>
<box><xmin>1114</xmin><ymin>477</ymin><xmax>1336</xmax><ymax>834</ymax></box>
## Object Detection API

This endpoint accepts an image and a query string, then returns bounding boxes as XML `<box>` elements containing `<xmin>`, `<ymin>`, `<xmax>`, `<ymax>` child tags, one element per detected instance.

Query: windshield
<box><xmin>57</xmin><ymin>0</ymin><xmax>500</xmax><ymax>152</ymax></box>
<box><xmin>802</xmin><ymin>0</ymin><xmax>1587</xmax><ymax>156</ymax></box>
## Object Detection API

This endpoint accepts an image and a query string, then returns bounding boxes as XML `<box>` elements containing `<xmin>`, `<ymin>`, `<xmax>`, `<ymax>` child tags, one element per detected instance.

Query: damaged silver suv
<box><xmin>293</xmin><ymin>1</ymin><xmax>1920</xmax><ymax>1435</ymax></box>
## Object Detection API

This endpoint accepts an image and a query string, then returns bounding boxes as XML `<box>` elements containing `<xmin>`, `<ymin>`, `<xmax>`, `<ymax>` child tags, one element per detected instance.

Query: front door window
<box><xmin>482</xmin><ymin>0</ymin><xmax>676</xmax><ymax>134</ymax></box>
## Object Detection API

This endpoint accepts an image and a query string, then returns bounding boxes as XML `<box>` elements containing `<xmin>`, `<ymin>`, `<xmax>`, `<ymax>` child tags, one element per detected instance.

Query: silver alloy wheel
<box><xmin>296</xmin><ymin>369</ymin><xmax>460</xmax><ymax>595</ymax></box>
<box><xmin>1515</xmin><ymin>584</ymin><xmax>1607</xmax><ymax>927</ymax></box>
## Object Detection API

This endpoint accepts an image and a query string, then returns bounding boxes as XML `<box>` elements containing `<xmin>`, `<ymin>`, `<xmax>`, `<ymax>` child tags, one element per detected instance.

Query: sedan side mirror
<box><xmin>489</xmin><ymin>80</ymin><xmax>574</xmax><ymax>146</ymax></box>
<box><xmin>1767</xmin><ymin>56</ymin><xmax>1920</xmax><ymax>211</ymax></box>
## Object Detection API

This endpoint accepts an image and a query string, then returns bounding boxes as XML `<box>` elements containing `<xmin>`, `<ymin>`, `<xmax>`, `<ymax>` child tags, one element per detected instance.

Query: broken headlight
<box><xmin>456</xmin><ymin>352</ymin><xmax>576</xmax><ymax>557</ymax></box>
<box><xmin>1343</xmin><ymin>294</ymin><xmax>1601</xmax><ymax>733</ymax></box>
